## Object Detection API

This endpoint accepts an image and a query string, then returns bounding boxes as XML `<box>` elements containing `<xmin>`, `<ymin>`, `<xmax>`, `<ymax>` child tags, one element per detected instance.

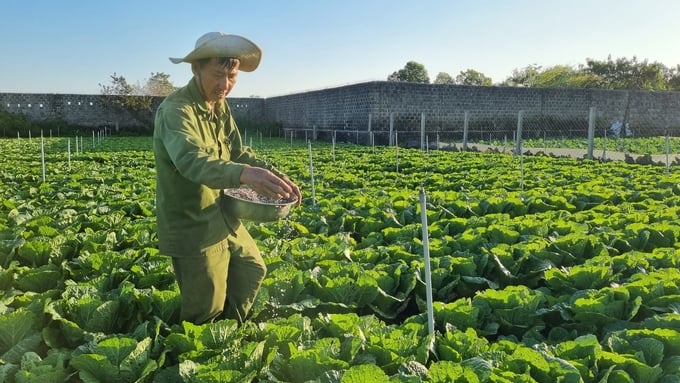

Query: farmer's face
<box><xmin>194</xmin><ymin>58</ymin><xmax>240</xmax><ymax>102</ymax></box>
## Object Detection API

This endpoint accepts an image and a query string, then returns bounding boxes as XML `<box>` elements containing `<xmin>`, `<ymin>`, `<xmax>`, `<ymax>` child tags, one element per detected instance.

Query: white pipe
<box><xmin>395</xmin><ymin>132</ymin><xmax>399</xmax><ymax>173</ymax></box>
<box><xmin>516</xmin><ymin>111</ymin><xmax>524</xmax><ymax>193</ymax></box>
<box><xmin>308</xmin><ymin>140</ymin><xmax>316</xmax><ymax>206</ymax></box>
<box><xmin>40</xmin><ymin>132</ymin><xmax>46</xmax><ymax>182</ymax></box>
<box><xmin>463</xmin><ymin>111</ymin><xmax>469</xmax><ymax>151</ymax></box>
<box><xmin>420</xmin><ymin>112</ymin><xmax>425</xmax><ymax>151</ymax></box>
<box><xmin>332</xmin><ymin>133</ymin><xmax>336</xmax><ymax>162</ymax></box>
<box><xmin>419</xmin><ymin>186</ymin><xmax>435</xmax><ymax>336</ymax></box>
<box><xmin>587</xmin><ymin>107</ymin><xmax>596</xmax><ymax>159</ymax></box>
<box><xmin>666</xmin><ymin>132</ymin><xmax>670</xmax><ymax>176</ymax></box>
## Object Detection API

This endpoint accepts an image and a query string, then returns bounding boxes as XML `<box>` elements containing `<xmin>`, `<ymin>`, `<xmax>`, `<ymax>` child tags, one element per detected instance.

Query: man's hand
<box><xmin>240</xmin><ymin>166</ymin><xmax>302</xmax><ymax>205</ymax></box>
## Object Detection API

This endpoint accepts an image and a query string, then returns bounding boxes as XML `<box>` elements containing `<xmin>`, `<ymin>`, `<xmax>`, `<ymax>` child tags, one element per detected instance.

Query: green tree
<box><xmin>434</xmin><ymin>72</ymin><xmax>455</xmax><ymax>85</ymax></box>
<box><xmin>388</xmin><ymin>61</ymin><xmax>430</xmax><ymax>83</ymax></box>
<box><xmin>99</xmin><ymin>73</ymin><xmax>135</xmax><ymax>97</ymax></box>
<box><xmin>99</xmin><ymin>73</ymin><xmax>149</xmax><ymax>115</ymax></box>
<box><xmin>665</xmin><ymin>64</ymin><xmax>680</xmax><ymax>91</ymax></box>
<box><xmin>0</xmin><ymin>109</ymin><xmax>32</xmax><ymax>137</ymax></box>
<box><xmin>99</xmin><ymin>72</ymin><xmax>175</xmax><ymax>129</ymax></box>
<box><xmin>532</xmin><ymin>65</ymin><xmax>598</xmax><ymax>88</ymax></box>
<box><xmin>144</xmin><ymin>72</ymin><xmax>175</xmax><ymax>96</ymax></box>
<box><xmin>584</xmin><ymin>56</ymin><xmax>667</xmax><ymax>90</ymax></box>
<box><xmin>501</xmin><ymin>64</ymin><xmax>542</xmax><ymax>87</ymax></box>
<box><xmin>455</xmin><ymin>69</ymin><xmax>492</xmax><ymax>86</ymax></box>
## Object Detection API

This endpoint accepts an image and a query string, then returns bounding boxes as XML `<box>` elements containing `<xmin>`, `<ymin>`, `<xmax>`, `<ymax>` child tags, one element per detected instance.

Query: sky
<box><xmin>1</xmin><ymin>0</ymin><xmax>678</xmax><ymax>98</ymax></box>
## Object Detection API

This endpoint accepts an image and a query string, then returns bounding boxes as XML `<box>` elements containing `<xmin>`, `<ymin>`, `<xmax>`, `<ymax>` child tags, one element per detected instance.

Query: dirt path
<box><xmin>442</xmin><ymin>143</ymin><xmax>679</xmax><ymax>166</ymax></box>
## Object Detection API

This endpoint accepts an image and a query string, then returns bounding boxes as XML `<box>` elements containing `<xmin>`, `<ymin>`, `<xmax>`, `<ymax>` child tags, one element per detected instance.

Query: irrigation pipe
<box><xmin>666</xmin><ymin>132</ymin><xmax>671</xmax><ymax>176</ymax></box>
<box><xmin>332</xmin><ymin>133</ymin><xmax>336</xmax><ymax>162</ymax></box>
<box><xmin>40</xmin><ymin>132</ymin><xmax>46</xmax><ymax>182</ymax></box>
<box><xmin>520</xmin><ymin>143</ymin><xmax>525</xmax><ymax>193</ymax></box>
<box><xmin>516</xmin><ymin>111</ymin><xmax>525</xmax><ymax>193</ymax></box>
<box><xmin>395</xmin><ymin>132</ymin><xmax>399</xmax><ymax>173</ymax></box>
<box><xmin>419</xmin><ymin>186</ymin><xmax>435</xmax><ymax>336</ymax></box>
<box><xmin>308</xmin><ymin>140</ymin><xmax>316</xmax><ymax>206</ymax></box>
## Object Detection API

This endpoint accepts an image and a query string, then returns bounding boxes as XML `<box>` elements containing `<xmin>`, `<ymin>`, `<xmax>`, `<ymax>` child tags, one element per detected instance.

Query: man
<box><xmin>153</xmin><ymin>32</ymin><xmax>301</xmax><ymax>325</ymax></box>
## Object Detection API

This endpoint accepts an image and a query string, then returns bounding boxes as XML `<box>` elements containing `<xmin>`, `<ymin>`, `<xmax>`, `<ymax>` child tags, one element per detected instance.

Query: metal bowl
<box><xmin>221</xmin><ymin>187</ymin><xmax>297</xmax><ymax>222</ymax></box>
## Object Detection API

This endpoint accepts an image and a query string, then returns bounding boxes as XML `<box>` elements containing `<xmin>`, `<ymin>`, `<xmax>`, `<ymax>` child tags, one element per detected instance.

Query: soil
<box><xmin>224</xmin><ymin>187</ymin><xmax>296</xmax><ymax>205</ymax></box>
<box><xmin>439</xmin><ymin>143</ymin><xmax>680</xmax><ymax>166</ymax></box>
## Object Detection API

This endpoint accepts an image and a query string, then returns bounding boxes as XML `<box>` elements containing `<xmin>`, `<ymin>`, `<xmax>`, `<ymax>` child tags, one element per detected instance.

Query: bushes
<box><xmin>0</xmin><ymin>110</ymin><xmax>32</xmax><ymax>137</ymax></box>
<box><xmin>0</xmin><ymin>110</ymin><xmax>107</xmax><ymax>138</ymax></box>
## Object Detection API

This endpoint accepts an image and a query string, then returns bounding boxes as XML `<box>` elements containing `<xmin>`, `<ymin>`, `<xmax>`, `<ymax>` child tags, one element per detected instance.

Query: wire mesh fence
<box><xmin>283</xmin><ymin>106</ymin><xmax>680</xmax><ymax>164</ymax></box>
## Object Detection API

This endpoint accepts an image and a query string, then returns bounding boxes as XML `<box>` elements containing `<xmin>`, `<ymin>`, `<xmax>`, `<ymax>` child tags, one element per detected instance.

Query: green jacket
<box><xmin>153</xmin><ymin>77</ymin><xmax>275</xmax><ymax>257</ymax></box>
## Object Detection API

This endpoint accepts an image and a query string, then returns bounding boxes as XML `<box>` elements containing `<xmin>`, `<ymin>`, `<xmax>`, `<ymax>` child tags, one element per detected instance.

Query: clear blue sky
<box><xmin>1</xmin><ymin>0</ymin><xmax>678</xmax><ymax>98</ymax></box>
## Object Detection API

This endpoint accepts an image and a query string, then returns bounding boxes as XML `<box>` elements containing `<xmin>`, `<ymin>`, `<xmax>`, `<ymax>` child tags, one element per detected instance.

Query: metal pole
<box><xmin>389</xmin><ymin>113</ymin><xmax>394</xmax><ymax>146</ymax></box>
<box><xmin>41</xmin><ymin>132</ymin><xmax>46</xmax><ymax>182</ymax></box>
<box><xmin>419</xmin><ymin>186</ymin><xmax>435</xmax><ymax>336</ymax></box>
<box><xmin>420</xmin><ymin>112</ymin><xmax>425</xmax><ymax>151</ymax></box>
<box><xmin>308</xmin><ymin>140</ymin><xmax>316</xmax><ymax>206</ymax></box>
<box><xmin>666</xmin><ymin>131</ymin><xmax>671</xmax><ymax>176</ymax></box>
<box><xmin>515</xmin><ymin>111</ymin><xmax>524</xmax><ymax>156</ymax></box>
<box><xmin>395</xmin><ymin>132</ymin><xmax>399</xmax><ymax>173</ymax></box>
<box><xmin>517</xmin><ymin>111</ymin><xmax>524</xmax><ymax>193</ymax></box>
<box><xmin>463</xmin><ymin>111</ymin><xmax>469</xmax><ymax>151</ymax></box>
<box><xmin>587</xmin><ymin>107</ymin><xmax>596</xmax><ymax>160</ymax></box>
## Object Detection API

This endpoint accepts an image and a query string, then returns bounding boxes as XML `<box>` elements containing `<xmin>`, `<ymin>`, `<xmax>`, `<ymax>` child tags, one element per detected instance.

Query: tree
<box><xmin>99</xmin><ymin>72</ymin><xmax>175</xmax><ymax>129</ymax></box>
<box><xmin>100</xmin><ymin>72</ymin><xmax>175</xmax><ymax>98</ymax></box>
<box><xmin>501</xmin><ymin>64</ymin><xmax>542</xmax><ymax>87</ymax></box>
<box><xmin>99</xmin><ymin>73</ymin><xmax>150</xmax><ymax>113</ymax></box>
<box><xmin>388</xmin><ymin>61</ymin><xmax>430</xmax><ymax>83</ymax></box>
<box><xmin>665</xmin><ymin>64</ymin><xmax>680</xmax><ymax>91</ymax></box>
<box><xmin>99</xmin><ymin>73</ymin><xmax>135</xmax><ymax>97</ymax></box>
<box><xmin>532</xmin><ymin>65</ymin><xmax>597</xmax><ymax>88</ymax></box>
<box><xmin>434</xmin><ymin>72</ymin><xmax>455</xmax><ymax>85</ymax></box>
<box><xmin>455</xmin><ymin>69</ymin><xmax>492</xmax><ymax>86</ymax></box>
<box><xmin>144</xmin><ymin>72</ymin><xmax>175</xmax><ymax>96</ymax></box>
<box><xmin>584</xmin><ymin>56</ymin><xmax>667</xmax><ymax>90</ymax></box>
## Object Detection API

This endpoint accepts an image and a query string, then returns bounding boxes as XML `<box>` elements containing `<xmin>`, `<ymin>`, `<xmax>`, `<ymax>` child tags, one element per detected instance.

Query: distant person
<box><xmin>153</xmin><ymin>32</ymin><xmax>302</xmax><ymax>325</ymax></box>
<box><xmin>624</xmin><ymin>123</ymin><xmax>633</xmax><ymax>137</ymax></box>
<box><xmin>610</xmin><ymin>120</ymin><xmax>622</xmax><ymax>138</ymax></box>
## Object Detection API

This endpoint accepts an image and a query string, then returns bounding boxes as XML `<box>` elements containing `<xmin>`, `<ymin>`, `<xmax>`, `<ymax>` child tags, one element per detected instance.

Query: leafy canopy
<box><xmin>388</xmin><ymin>61</ymin><xmax>430</xmax><ymax>83</ymax></box>
<box><xmin>393</xmin><ymin>55</ymin><xmax>680</xmax><ymax>90</ymax></box>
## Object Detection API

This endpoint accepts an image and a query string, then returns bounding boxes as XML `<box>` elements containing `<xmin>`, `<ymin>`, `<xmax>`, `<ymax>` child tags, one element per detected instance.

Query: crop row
<box><xmin>1</xmin><ymin>137</ymin><xmax>680</xmax><ymax>382</ymax></box>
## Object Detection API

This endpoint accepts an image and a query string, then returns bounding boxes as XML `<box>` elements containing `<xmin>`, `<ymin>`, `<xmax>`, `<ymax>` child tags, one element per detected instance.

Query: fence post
<box><xmin>463</xmin><ymin>111</ymin><xmax>470</xmax><ymax>151</ymax></box>
<box><xmin>666</xmin><ymin>131</ymin><xmax>671</xmax><ymax>176</ymax></box>
<box><xmin>420</xmin><ymin>112</ymin><xmax>426</xmax><ymax>151</ymax></box>
<box><xmin>389</xmin><ymin>112</ymin><xmax>394</xmax><ymax>146</ymax></box>
<box><xmin>587</xmin><ymin>107</ymin><xmax>596</xmax><ymax>160</ymax></box>
<box><xmin>515</xmin><ymin>111</ymin><xmax>524</xmax><ymax>155</ymax></box>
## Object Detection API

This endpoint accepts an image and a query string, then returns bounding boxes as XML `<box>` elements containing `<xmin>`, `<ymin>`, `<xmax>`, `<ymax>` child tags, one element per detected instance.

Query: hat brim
<box><xmin>169</xmin><ymin>34</ymin><xmax>262</xmax><ymax>72</ymax></box>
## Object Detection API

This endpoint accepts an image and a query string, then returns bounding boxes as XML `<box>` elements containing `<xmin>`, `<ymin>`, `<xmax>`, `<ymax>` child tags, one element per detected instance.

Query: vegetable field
<box><xmin>2</xmin><ymin>136</ymin><xmax>680</xmax><ymax>382</ymax></box>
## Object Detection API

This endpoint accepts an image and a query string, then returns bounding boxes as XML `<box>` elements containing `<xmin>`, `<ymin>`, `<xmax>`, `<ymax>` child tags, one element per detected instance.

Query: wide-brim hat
<box><xmin>169</xmin><ymin>32</ymin><xmax>262</xmax><ymax>72</ymax></box>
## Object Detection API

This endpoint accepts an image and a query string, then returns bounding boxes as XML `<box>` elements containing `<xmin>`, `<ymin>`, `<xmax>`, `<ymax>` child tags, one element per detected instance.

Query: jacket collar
<box><xmin>187</xmin><ymin>77</ymin><xmax>226</xmax><ymax>118</ymax></box>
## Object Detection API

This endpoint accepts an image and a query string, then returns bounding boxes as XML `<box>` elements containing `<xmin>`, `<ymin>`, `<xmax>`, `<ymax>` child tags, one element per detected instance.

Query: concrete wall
<box><xmin>266</xmin><ymin>82</ymin><xmax>680</xmax><ymax>141</ymax></box>
<box><xmin>2</xmin><ymin>82</ymin><xmax>680</xmax><ymax>140</ymax></box>
<box><xmin>0</xmin><ymin>92</ymin><xmax>265</xmax><ymax>131</ymax></box>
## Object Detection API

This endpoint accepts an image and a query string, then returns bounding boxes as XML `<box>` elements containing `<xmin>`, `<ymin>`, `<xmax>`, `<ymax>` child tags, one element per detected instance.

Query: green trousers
<box><xmin>171</xmin><ymin>224</ymin><xmax>266</xmax><ymax>325</ymax></box>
